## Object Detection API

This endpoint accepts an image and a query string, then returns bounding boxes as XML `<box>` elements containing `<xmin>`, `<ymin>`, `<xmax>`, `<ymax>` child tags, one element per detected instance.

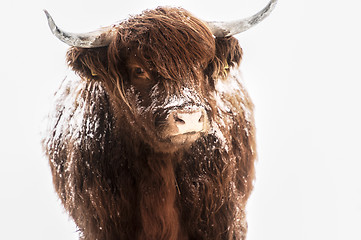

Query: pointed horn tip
<box><xmin>270</xmin><ymin>0</ymin><xmax>278</xmax><ymax>10</ymax></box>
<box><xmin>43</xmin><ymin>9</ymin><xmax>56</xmax><ymax>30</ymax></box>
<box><xmin>43</xmin><ymin>9</ymin><xmax>51</xmax><ymax>21</ymax></box>
<box><xmin>269</xmin><ymin>0</ymin><xmax>278</xmax><ymax>13</ymax></box>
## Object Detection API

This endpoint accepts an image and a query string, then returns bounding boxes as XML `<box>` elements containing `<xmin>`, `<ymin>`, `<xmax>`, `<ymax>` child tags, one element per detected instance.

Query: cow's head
<box><xmin>45</xmin><ymin>1</ymin><xmax>276</xmax><ymax>152</ymax></box>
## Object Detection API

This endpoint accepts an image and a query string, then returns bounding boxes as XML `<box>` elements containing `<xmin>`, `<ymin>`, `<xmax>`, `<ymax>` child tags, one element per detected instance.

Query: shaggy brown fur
<box><xmin>44</xmin><ymin>6</ymin><xmax>256</xmax><ymax>240</ymax></box>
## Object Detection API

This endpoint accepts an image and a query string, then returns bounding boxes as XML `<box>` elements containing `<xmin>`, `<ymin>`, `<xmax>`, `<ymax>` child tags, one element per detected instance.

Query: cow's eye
<box><xmin>135</xmin><ymin>67</ymin><xmax>145</xmax><ymax>75</ymax></box>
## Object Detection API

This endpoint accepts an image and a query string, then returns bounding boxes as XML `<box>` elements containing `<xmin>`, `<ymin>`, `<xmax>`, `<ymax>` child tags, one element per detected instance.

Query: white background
<box><xmin>1</xmin><ymin>0</ymin><xmax>360</xmax><ymax>239</ymax></box>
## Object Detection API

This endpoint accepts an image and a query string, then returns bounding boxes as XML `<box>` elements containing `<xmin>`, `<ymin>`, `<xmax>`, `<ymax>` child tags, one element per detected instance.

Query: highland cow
<box><xmin>43</xmin><ymin>1</ymin><xmax>276</xmax><ymax>240</ymax></box>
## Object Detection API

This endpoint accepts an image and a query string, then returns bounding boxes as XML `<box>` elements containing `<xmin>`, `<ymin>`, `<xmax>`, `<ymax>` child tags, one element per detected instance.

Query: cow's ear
<box><xmin>66</xmin><ymin>47</ymin><xmax>108</xmax><ymax>81</ymax></box>
<box><xmin>207</xmin><ymin>37</ymin><xmax>243</xmax><ymax>82</ymax></box>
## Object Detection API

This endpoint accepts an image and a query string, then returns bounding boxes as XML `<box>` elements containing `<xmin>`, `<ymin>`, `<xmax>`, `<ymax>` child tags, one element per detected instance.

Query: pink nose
<box><xmin>172</xmin><ymin>108</ymin><xmax>207</xmax><ymax>135</ymax></box>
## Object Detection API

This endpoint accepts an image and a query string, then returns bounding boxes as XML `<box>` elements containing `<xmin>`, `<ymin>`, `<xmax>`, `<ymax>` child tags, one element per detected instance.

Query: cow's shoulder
<box><xmin>43</xmin><ymin>73</ymin><xmax>115</xmax><ymax>167</ymax></box>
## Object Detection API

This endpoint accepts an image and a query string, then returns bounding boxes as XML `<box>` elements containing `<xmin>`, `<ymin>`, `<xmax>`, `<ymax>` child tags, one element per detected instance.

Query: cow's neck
<box><xmin>136</xmin><ymin>151</ymin><xmax>181</xmax><ymax>240</ymax></box>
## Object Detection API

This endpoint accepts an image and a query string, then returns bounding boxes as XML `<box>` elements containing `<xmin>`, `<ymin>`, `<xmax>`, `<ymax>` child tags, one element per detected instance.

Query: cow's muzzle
<box><xmin>160</xmin><ymin>106</ymin><xmax>209</xmax><ymax>145</ymax></box>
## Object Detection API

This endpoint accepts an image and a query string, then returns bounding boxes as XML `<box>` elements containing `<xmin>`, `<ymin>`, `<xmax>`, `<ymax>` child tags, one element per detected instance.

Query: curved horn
<box><xmin>205</xmin><ymin>0</ymin><xmax>277</xmax><ymax>37</ymax></box>
<box><xmin>44</xmin><ymin>10</ymin><xmax>115</xmax><ymax>48</ymax></box>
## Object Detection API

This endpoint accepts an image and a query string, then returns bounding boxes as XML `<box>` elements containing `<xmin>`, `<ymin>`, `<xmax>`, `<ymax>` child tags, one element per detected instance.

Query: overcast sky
<box><xmin>1</xmin><ymin>0</ymin><xmax>360</xmax><ymax>239</ymax></box>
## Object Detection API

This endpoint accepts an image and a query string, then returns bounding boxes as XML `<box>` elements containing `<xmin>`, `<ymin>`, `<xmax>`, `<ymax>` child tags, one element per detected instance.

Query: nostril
<box><xmin>174</xmin><ymin>115</ymin><xmax>185</xmax><ymax>124</ymax></box>
<box><xmin>198</xmin><ymin>114</ymin><xmax>204</xmax><ymax>123</ymax></box>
